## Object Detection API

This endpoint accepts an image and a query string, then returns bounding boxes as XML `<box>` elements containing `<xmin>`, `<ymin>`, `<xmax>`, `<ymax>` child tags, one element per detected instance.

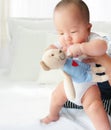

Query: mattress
<box><xmin>0</xmin><ymin>81</ymin><xmax>111</xmax><ymax>130</ymax></box>
<box><xmin>0</xmin><ymin>18</ymin><xmax>111</xmax><ymax>129</ymax></box>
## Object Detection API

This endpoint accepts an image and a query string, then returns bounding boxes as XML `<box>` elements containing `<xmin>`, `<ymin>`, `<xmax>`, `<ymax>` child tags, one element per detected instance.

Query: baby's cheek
<box><xmin>58</xmin><ymin>37</ymin><xmax>62</xmax><ymax>42</ymax></box>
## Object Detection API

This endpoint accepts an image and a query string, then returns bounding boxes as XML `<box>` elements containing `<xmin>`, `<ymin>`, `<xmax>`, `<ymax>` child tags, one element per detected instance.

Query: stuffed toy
<box><xmin>40</xmin><ymin>48</ymin><xmax>108</xmax><ymax>101</ymax></box>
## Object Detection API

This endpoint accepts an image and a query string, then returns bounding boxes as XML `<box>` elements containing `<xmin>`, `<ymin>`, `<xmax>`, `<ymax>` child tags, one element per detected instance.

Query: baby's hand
<box><xmin>45</xmin><ymin>44</ymin><xmax>58</xmax><ymax>51</ymax></box>
<box><xmin>67</xmin><ymin>44</ymin><xmax>83</xmax><ymax>57</ymax></box>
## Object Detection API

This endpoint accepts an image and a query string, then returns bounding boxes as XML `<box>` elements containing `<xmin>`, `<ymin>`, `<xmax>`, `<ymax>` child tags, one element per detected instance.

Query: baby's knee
<box><xmin>83</xmin><ymin>99</ymin><xmax>103</xmax><ymax>112</ymax></box>
<box><xmin>82</xmin><ymin>85</ymin><xmax>102</xmax><ymax>110</ymax></box>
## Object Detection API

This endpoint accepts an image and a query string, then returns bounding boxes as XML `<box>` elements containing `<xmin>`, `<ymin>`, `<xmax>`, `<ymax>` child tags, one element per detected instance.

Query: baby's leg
<box><xmin>41</xmin><ymin>81</ymin><xmax>67</xmax><ymax>124</ymax></box>
<box><xmin>82</xmin><ymin>85</ymin><xmax>110</xmax><ymax>130</ymax></box>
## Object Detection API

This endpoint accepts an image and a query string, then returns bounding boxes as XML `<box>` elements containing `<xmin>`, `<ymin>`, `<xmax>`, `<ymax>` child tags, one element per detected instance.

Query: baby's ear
<box><xmin>40</xmin><ymin>61</ymin><xmax>50</xmax><ymax>71</ymax></box>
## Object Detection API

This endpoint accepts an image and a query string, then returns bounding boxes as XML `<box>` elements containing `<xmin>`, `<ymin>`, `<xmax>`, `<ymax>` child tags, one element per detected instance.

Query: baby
<box><xmin>41</xmin><ymin>0</ymin><xmax>110</xmax><ymax>130</ymax></box>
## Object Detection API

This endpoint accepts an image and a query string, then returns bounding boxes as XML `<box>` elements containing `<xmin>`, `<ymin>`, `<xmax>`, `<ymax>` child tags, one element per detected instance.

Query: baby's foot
<box><xmin>40</xmin><ymin>115</ymin><xmax>59</xmax><ymax>124</ymax></box>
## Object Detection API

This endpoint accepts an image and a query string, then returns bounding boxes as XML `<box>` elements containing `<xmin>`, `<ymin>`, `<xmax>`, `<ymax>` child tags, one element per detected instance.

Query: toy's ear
<box><xmin>40</xmin><ymin>61</ymin><xmax>51</xmax><ymax>71</ymax></box>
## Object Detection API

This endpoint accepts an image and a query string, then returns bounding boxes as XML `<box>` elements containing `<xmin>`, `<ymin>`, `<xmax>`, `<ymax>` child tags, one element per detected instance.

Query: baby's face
<box><xmin>54</xmin><ymin>4</ymin><xmax>91</xmax><ymax>50</ymax></box>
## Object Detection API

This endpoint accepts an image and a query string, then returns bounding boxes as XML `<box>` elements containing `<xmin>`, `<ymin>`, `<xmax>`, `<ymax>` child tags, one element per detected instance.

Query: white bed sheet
<box><xmin>0</xmin><ymin>81</ymin><xmax>111</xmax><ymax>130</ymax></box>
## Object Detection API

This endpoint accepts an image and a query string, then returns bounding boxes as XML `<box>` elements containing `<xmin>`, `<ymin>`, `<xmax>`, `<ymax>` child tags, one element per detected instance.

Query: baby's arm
<box><xmin>80</xmin><ymin>39</ymin><xmax>107</xmax><ymax>56</ymax></box>
<box><xmin>68</xmin><ymin>39</ymin><xmax>107</xmax><ymax>57</ymax></box>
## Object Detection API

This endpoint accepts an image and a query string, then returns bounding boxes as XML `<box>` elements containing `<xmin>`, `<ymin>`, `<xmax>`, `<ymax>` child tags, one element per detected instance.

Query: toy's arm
<box><xmin>91</xmin><ymin>66</ymin><xmax>106</xmax><ymax>73</ymax></box>
<box><xmin>92</xmin><ymin>73</ymin><xmax>108</xmax><ymax>83</ymax></box>
<box><xmin>62</xmin><ymin>71</ymin><xmax>76</xmax><ymax>101</ymax></box>
<box><xmin>91</xmin><ymin>65</ymin><xmax>109</xmax><ymax>82</ymax></box>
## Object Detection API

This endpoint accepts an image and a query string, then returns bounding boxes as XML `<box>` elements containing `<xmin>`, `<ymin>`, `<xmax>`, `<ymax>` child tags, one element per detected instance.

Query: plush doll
<box><xmin>40</xmin><ymin>48</ymin><xmax>108</xmax><ymax>101</ymax></box>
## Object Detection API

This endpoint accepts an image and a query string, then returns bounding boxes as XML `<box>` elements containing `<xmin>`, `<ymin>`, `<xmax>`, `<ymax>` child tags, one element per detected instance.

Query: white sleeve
<box><xmin>88</xmin><ymin>32</ymin><xmax>104</xmax><ymax>41</ymax></box>
<box><xmin>103</xmin><ymin>36</ymin><xmax>111</xmax><ymax>57</ymax></box>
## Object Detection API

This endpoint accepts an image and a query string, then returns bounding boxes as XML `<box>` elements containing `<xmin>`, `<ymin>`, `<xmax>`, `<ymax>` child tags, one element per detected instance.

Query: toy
<box><xmin>40</xmin><ymin>49</ymin><xmax>108</xmax><ymax>101</ymax></box>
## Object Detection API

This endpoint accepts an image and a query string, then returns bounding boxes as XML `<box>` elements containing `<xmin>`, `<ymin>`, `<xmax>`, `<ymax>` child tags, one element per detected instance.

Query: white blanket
<box><xmin>0</xmin><ymin>81</ymin><xmax>111</xmax><ymax>130</ymax></box>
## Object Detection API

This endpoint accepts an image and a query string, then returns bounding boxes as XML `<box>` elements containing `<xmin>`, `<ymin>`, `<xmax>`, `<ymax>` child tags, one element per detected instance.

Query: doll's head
<box><xmin>40</xmin><ymin>49</ymin><xmax>67</xmax><ymax>70</ymax></box>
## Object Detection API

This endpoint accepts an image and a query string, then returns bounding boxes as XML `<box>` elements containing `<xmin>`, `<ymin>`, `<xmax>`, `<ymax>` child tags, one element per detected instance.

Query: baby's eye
<box><xmin>71</xmin><ymin>31</ymin><xmax>77</xmax><ymax>33</ymax></box>
<box><xmin>59</xmin><ymin>32</ymin><xmax>64</xmax><ymax>35</ymax></box>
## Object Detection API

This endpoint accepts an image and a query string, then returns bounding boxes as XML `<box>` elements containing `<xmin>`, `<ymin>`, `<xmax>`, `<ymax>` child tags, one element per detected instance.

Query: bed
<box><xmin>0</xmin><ymin>18</ymin><xmax>111</xmax><ymax>130</ymax></box>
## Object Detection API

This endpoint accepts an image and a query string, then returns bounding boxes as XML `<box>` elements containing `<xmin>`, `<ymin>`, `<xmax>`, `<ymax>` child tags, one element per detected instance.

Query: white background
<box><xmin>9</xmin><ymin>0</ymin><xmax>111</xmax><ymax>21</ymax></box>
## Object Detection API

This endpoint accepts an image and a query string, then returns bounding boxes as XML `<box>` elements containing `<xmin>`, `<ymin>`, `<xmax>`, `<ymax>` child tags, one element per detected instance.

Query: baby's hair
<box><xmin>54</xmin><ymin>0</ymin><xmax>90</xmax><ymax>22</ymax></box>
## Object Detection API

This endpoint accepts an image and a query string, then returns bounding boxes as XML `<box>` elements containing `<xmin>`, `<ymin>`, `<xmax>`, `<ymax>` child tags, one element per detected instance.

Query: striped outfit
<box><xmin>64</xmin><ymin>99</ymin><xmax>111</xmax><ymax>116</ymax></box>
